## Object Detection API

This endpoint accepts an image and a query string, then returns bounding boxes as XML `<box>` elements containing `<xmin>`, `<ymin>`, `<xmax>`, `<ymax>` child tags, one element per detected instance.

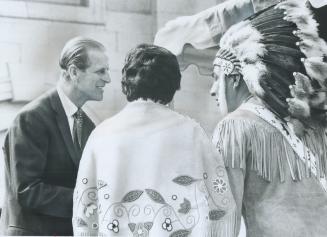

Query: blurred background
<box><xmin>0</xmin><ymin>0</ymin><xmax>277</xmax><ymax>236</ymax></box>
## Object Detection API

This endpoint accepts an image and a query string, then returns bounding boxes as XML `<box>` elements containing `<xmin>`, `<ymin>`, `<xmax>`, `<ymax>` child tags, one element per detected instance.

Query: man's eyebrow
<box><xmin>95</xmin><ymin>67</ymin><xmax>109</xmax><ymax>72</ymax></box>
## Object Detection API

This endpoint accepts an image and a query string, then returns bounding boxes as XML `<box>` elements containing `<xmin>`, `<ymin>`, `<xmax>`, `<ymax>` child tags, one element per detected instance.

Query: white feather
<box><xmin>310</xmin><ymin>92</ymin><xmax>326</xmax><ymax>107</ymax></box>
<box><xmin>220</xmin><ymin>21</ymin><xmax>250</xmax><ymax>47</ymax></box>
<box><xmin>276</xmin><ymin>0</ymin><xmax>306</xmax><ymax>10</ymax></box>
<box><xmin>220</xmin><ymin>22</ymin><xmax>265</xmax><ymax>64</ymax></box>
<box><xmin>241</xmin><ymin>62</ymin><xmax>266</xmax><ymax>97</ymax></box>
<box><xmin>287</xmin><ymin>98</ymin><xmax>311</xmax><ymax>118</ymax></box>
<box><xmin>303</xmin><ymin>58</ymin><xmax>327</xmax><ymax>88</ymax></box>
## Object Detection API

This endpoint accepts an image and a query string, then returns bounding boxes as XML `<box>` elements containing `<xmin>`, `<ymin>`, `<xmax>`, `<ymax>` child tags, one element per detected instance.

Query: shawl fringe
<box><xmin>214</xmin><ymin>118</ymin><xmax>327</xmax><ymax>182</ymax></box>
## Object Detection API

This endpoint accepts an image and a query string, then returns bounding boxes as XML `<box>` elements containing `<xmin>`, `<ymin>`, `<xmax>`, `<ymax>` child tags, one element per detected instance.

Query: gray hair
<box><xmin>59</xmin><ymin>36</ymin><xmax>105</xmax><ymax>71</ymax></box>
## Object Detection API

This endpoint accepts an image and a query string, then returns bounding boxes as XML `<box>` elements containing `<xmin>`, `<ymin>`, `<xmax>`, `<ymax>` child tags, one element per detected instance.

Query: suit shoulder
<box><xmin>14</xmin><ymin>90</ymin><xmax>56</xmax><ymax>122</ymax></box>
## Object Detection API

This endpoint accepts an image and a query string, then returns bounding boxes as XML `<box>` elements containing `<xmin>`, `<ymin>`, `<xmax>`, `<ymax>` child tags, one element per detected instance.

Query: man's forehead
<box><xmin>87</xmin><ymin>50</ymin><xmax>109</xmax><ymax>66</ymax></box>
<box><xmin>87</xmin><ymin>49</ymin><xmax>108</xmax><ymax>59</ymax></box>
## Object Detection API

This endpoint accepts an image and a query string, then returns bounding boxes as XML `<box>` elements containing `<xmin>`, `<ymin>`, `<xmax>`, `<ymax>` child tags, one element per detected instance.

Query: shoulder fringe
<box><xmin>214</xmin><ymin>118</ymin><xmax>327</xmax><ymax>182</ymax></box>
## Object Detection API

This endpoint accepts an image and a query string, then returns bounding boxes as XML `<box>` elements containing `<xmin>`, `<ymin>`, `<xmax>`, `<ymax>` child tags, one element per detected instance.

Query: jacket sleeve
<box><xmin>212</xmin><ymin>118</ymin><xmax>249</xmax><ymax>236</ymax></box>
<box><xmin>8</xmin><ymin>110</ymin><xmax>73</xmax><ymax>218</ymax></box>
<box><xmin>73</xmin><ymin>135</ymin><xmax>98</xmax><ymax>236</ymax></box>
<box><xmin>194</xmin><ymin>125</ymin><xmax>237</xmax><ymax>237</ymax></box>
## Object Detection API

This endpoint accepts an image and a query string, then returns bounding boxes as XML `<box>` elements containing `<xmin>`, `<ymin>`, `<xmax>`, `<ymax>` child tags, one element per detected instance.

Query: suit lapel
<box><xmin>49</xmin><ymin>90</ymin><xmax>80</xmax><ymax>167</ymax></box>
<box><xmin>81</xmin><ymin>114</ymin><xmax>95</xmax><ymax>150</ymax></box>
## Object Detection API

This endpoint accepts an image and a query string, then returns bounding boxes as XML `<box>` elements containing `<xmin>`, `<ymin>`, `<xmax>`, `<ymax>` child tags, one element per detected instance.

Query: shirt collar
<box><xmin>57</xmin><ymin>85</ymin><xmax>78</xmax><ymax>117</ymax></box>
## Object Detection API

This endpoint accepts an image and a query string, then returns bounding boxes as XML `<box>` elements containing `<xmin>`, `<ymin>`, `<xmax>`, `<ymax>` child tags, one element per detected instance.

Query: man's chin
<box><xmin>89</xmin><ymin>94</ymin><xmax>104</xmax><ymax>102</ymax></box>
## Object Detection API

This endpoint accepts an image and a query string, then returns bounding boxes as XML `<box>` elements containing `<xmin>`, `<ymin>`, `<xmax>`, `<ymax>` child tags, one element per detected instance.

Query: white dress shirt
<box><xmin>57</xmin><ymin>86</ymin><xmax>78</xmax><ymax>137</ymax></box>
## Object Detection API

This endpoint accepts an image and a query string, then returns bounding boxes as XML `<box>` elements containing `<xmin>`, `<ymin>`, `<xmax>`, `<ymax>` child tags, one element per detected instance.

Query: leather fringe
<box><xmin>213</xmin><ymin>117</ymin><xmax>327</xmax><ymax>182</ymax></box>
<box><xmin>205</xmin><ymin>208</ymin><xmax>237</xmax><ymax>237</ymax></box>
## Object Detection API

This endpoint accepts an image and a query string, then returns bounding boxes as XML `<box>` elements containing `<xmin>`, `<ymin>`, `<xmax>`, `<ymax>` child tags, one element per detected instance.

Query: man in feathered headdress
<box><xmin>155</xmin><ymin>0</ymin><xmax>327</xmax><ymax>236</ymax></box>
<box><xmin>211</xmin><ymin>1</ymin><xmax>327</xmax><ymax>236</ymax></box>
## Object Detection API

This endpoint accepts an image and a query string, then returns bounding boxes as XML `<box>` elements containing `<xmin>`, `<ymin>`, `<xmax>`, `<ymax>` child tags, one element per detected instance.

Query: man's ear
<box><xmin>67</xmin><ymin>64</ymin><xmax>78</xmax><ymax>81</ymax></box>
<box><xmin>232</xmin><ymin>74</ymin><xmax>241</xmax><ymax>89</ymax></box>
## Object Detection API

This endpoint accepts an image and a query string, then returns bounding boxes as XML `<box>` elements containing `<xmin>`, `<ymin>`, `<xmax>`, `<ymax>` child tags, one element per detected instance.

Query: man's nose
<box><xmin>102</xmin><ymin>72</ymin><xmax>111</xmax><ymax>83</ymax></box>
<box><xmin>210</xmin><ymin>80</ymin><xmax>219</xmax><ymax>96</ymax></box>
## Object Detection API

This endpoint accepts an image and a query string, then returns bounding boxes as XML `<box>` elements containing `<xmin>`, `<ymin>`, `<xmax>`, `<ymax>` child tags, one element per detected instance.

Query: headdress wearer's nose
<box><xmin>214</xmin><ymin>0</ymin><xmax>327</xmax><ymax>132</ymax></box>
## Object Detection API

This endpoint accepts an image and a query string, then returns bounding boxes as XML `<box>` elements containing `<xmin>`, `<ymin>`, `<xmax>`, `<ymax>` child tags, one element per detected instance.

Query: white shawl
<box><xmin>73</xmin><ymin>100</ymin><xmax>236</xmax><ymax>237</ymax></box>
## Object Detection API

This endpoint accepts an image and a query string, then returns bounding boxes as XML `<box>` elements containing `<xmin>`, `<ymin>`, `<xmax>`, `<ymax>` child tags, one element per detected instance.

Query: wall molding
<box><xmin>0</xmin><ymin>0</ymin><xmax>105</xmax><ymax>25</ymax></box>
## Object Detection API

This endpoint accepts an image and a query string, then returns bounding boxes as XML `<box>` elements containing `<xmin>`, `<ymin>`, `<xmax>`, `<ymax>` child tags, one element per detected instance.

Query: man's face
<box><xmin>76</xmin><ymin>49</ymin><xmax>110</xmax><ymax>101</ymax></box>
<box><xmin>210</xmin><ymin>65</ymin><xmax>239</xmax><ymax>116</ymax></box>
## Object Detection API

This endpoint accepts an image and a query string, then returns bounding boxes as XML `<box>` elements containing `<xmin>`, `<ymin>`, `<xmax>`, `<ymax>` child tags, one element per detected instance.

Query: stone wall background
<box><xmin>0</xmin><ymin>0</ymin><xmax>222</xmax><ymax>132</ymax></box>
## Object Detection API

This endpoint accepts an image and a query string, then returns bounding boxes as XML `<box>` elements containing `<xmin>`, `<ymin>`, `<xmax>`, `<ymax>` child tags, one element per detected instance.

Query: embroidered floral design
<box><xmin>108</xmin><ymin>219</ymin><xmax>119</xmax><ymax>233</ymax></box>
<box><xmin>208</xmin><ymin>209</ymin><xmax>226</xmax><ymax>220</ymax></box>
<box><xmin>216</xmin><ymin>166</ymin><xmax>225</xmax><ymax>177</ymax></box>
<box><xmin>130</xmin><ymin>222</ymin><xmax>152</xmax><ymax>237</ymax></box>
<box><xmin>92</xmin><ymin>223</ymin><xmax>99</xmax><ymax>229</ymax></box>
<box><xmin>162</xmin><ymin>218</ymin><xmax>173</xmax><ymax>232</ymax></box>
<box><xmin>97</xmin><ymin>180</ymin><xmax>107</xmax><ymax>189</ymax></box>
<box><xmin>178</xmin><ymin>198</ymin><xmax>191</xmax><ymax>214</ymax></box>
<box><xmin>84</xmin><ymin>203</ymin><xmax>97</xmax><ymax>218</ymax></box>
<box><xmin>122</xmin><ymin>190</ymin><xmax>144</xmax><ymax>203</ymax></box>
<box><xmin>172</xmin><ymin>175</ymin><xmax>197</xmax><ymax>186</ymax></box>
<box><xmin>76</xmin><ymin>217</ymin><xmax>87</xmax><ymax>227</ymax></box>
<box><xmin>88</xmin><ymin>191</ymin><xmax>97</xmax><ymax>201</ymax></box>
<box><xmin>222</xmin><ymin>197</ymin><xmax>230</xmax><ymax>206</ymax></box>
<box><xmin>170</xmin><ymin>229</ymin><xmax>191</xmax><ymax>237</ymax></box>
<box><xmin>145</xmin><ymin>189</ymin><xmax>166</xmax><ymax>204</ymax></box>
<box><xmin>76</xmin><ymin>172</ymin><xmax>225</xmax><ymax>236</ymax></box>
<box><xmin>213</xmin><ymin>178</ymin><xmax>227</xmax><ymax>194</ymax></box>
<box><xmin>104</xmin><ymin>194</ymin><xmax>110</xmax><ymax>199</ymax></box>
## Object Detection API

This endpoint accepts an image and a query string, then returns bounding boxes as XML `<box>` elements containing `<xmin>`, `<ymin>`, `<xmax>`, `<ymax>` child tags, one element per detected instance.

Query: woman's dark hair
<box><xmin>121</xmin><ymin>44</ymin><xmax>181</xmax><ymax>104</ymax></box>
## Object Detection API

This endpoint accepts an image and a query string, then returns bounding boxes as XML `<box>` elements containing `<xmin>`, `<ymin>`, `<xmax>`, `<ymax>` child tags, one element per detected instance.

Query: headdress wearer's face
<box><xmin>210</xmin><ymin>48</ymin><xmax>242</xmax><ymax>116</ymax></box>
<box><xmin>210</xmin><ymin>68</ymin><xmax>228</xmax><ymax>116</ymax></box>
<box><xmin>212</xmin><ymin>0</ymin><xmax>327</xmax><ymax>131</ymax></box>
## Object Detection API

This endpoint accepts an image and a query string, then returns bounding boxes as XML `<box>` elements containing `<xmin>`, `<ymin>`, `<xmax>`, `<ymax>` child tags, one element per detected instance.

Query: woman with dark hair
<box><xmin>72</xmin><ymin>44</ymin><xmax>236</xmax><ymax>236</ymax></box>
<box><xmin>121</xmin><ymin>44</ymin><xmax>181</xmax><ymax>105</ymax></box>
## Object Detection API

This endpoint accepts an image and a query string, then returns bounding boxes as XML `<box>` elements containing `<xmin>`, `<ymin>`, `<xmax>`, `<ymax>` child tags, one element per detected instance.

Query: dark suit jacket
<box><xmin>0</xmin><ymin>89</ymin><xmax>95</xmax><ymax>235</ymax></box>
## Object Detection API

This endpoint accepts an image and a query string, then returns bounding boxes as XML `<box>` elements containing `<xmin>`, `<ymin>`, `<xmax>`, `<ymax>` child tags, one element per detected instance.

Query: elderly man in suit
<box><xmin>0</xmin><ymin>37</ymin><xmax>110</xmax><ymax>236</ymax></box>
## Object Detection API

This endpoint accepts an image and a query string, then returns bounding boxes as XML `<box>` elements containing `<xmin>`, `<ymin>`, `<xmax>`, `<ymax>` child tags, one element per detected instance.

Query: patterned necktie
<box><xmin>73</xmin><ymin>108</ymin><xmax>84</xmax><ymax>152</ymax></box>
